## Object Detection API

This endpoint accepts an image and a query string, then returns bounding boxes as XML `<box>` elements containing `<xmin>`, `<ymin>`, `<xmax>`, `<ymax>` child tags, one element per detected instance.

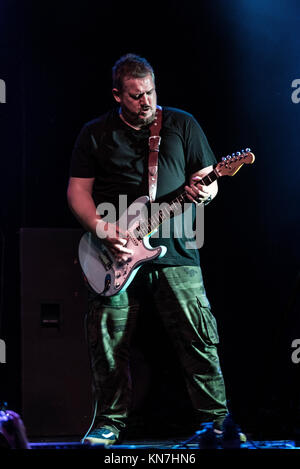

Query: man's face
<box><xmin>113</xmin><ymin>74</ymin><xmax>157</xmax><ymax>128</ymax></box>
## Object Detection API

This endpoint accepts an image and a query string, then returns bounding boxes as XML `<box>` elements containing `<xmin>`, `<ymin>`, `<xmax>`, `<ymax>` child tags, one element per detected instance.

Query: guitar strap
<box><xmin>148</xmin><ymin>105</ymin><xmax>162</xmax><ymax>202</ymax></box>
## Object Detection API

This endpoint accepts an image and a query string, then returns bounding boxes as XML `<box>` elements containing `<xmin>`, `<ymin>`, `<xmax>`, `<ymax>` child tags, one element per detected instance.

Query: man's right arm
<box><xmin>67</xmin><ymin>176</ymin><xmax>100</xmax><ymax>235</ymax></box>
<box><xmin>67</xmin><ymin>176</ymin><xmax>133</xmax><ymax>260</ymax></box>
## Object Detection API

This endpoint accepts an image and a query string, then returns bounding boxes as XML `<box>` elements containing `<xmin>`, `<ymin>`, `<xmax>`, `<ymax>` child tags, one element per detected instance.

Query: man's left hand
<box><xmin>185</xmin><ymin>177</ymin><xmax>212</xmax><ymax>205</ymax></box>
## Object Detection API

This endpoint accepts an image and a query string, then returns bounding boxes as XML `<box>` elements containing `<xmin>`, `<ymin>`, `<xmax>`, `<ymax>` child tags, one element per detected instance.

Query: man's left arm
<box><xmin>185</xmin><ymin>165</ymin><xmax>218</xmax><ymax>205</ymax></box>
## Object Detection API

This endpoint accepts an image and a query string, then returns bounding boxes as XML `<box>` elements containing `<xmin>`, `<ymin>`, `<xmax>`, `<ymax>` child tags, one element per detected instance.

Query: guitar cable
<box><xmin>81</xmin><ymin>312</ymin><xmax>98</xmax><ymax>443</ymax></box>
<box><xmin>81</xmin><ymin>399</ymin><xmax>98</xmax><ymax>443</ymax></box>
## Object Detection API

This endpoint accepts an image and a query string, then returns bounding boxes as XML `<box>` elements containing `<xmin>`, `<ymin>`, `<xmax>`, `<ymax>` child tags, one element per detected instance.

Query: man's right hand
<box><xmin>67</xmin><ymin>177</ymin><xmax>133</xmax><ymax>263</ymax></box>
<box><xmin>96</xmin><ymin>220</ymin><xmax>133</xmax><ymax>263</ymax></box>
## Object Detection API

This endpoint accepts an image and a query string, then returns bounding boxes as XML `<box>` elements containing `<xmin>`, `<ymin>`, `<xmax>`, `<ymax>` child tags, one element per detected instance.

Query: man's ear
<box><xmin>112</xmin><ymin>88</ymin><xmax>121</xmax><ymax>103</ymax></box>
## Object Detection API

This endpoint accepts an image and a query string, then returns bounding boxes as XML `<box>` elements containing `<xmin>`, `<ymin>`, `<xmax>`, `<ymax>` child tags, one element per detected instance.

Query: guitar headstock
<box><xmin>215</xmin><ymin>148</ymin><xmax>255</xmax><ymax>177</ymax></box>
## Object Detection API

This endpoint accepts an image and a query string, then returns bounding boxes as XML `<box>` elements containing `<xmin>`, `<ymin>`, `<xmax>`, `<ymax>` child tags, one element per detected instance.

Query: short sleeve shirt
<box><xmin>70</xmin><ymin>106</ymin><xmax>217</xmax><ymax>266</ymax></box>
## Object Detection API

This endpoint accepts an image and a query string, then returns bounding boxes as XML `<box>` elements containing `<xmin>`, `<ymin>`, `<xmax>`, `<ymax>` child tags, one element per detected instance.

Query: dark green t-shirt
<box><xmin>70</xmin><ymin>106</ymin><xmax>217</xmax><ymax>266</ymax></box>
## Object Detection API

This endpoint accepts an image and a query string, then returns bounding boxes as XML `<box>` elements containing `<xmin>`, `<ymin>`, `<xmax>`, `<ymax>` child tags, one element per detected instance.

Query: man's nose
<box><xmin>140</xmin><ymin>93</ymin><xmax>150</xmax><ymax>106</ymax></box>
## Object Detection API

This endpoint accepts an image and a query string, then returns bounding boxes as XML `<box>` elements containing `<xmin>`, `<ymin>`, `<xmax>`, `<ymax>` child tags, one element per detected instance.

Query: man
<box><xmin>67</xmin><ymin>53</ymin><xmax>228</xmax><ymax>446</ymax></box>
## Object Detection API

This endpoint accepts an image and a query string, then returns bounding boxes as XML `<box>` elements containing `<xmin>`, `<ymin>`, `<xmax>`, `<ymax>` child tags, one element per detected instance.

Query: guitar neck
<box><xmin>134</xmin><ymin>148</ymin><xmax>255</xmax><ymax>238</ymax></box>
<box><xmin>136</xmin><ymin>167</ymin><xmax>219</xmax><ymax>238</ymax></box>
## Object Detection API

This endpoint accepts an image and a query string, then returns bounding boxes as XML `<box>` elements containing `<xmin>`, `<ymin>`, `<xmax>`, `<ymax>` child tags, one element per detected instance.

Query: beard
<box><xmin>121</xmin><ymin>104</ymin><xmax>157</xmax><ymax>128</ymax></box>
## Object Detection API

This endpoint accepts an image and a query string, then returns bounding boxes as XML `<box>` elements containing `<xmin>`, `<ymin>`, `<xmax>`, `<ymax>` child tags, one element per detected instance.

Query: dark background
<box><xmin>0</xmin><ymin>0</ymin><xmax>300</xmax><ymax>439</ymax></box>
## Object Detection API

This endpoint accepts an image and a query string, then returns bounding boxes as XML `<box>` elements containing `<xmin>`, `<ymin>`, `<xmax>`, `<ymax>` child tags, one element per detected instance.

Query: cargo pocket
<box><xmin>196</xmin><ymin>296</ymin><xmax>219</xmax><ymax>345</ymax></box>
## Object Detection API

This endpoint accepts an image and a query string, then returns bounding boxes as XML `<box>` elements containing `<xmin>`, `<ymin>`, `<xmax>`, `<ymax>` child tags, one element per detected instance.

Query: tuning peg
<box><xmin>222</xmin><ymin>156</ymin><xmax>227</xmax><ymax>161</ymax></box>
<box><xmin>236</xmin><ymin>151</ymin><xmax>241</xmax><ymax>156</ymax></box>
<box><xmin>245</xmin><ymin>147</ymin><xmax>251</xmax><ymax>152</ymax></box>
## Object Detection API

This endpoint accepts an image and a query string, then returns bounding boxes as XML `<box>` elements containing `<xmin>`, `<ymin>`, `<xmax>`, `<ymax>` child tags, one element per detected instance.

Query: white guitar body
<box><xmin>78</xmin><ymin>196</ymin><xmax>167</xmax><ymax>296</ymax></box>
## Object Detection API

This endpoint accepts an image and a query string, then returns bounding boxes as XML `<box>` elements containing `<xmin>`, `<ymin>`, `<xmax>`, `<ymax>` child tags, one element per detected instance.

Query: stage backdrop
<box><xmin>0</xmin><ymin>0</ymin><xmax>300</xmax><ymax>438</ymax></box>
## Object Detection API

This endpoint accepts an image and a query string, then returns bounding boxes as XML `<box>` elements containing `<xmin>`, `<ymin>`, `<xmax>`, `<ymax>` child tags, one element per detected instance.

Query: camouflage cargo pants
<box><xmin>85</xmin><ymin>265</ymin><xmax>228</xmax><ymax>437</ymax></box>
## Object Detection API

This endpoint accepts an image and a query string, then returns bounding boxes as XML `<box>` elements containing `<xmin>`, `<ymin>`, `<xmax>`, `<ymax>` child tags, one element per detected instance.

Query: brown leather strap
<box><xmin>148</xmin><ymin>106</ymin><xmax>162</xmax><ymax>202</ymax></box>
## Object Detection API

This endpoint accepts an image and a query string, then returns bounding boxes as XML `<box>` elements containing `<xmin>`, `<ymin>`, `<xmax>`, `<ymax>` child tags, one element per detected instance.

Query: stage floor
<box><xmin>28</xmin><ymin>436</ymin><xmax>300</xmax><ymax>450</ymax></box>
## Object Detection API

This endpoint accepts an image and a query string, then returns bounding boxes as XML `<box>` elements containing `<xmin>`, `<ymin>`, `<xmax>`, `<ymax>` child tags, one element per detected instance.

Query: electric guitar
<box><xmin>78</xmin><ymin>149</ymin><xmax>255</xmax><ymax>296</ymax></box>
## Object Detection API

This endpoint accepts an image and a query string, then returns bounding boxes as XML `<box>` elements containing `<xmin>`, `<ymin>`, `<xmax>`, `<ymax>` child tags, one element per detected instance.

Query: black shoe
<box><xmin>219</xmin><ymin>414</ymin><xmax>246</xmax><ymax>449</ymax></box>
<box><xmin>198</xmin><ymin>422</ymin><xmax>219</xmax><ymax>449</ymax></box>
<box><xmin>82</xmin><ymin>427</ymin><xmax>118</xmax><ymax>446</ymax></box>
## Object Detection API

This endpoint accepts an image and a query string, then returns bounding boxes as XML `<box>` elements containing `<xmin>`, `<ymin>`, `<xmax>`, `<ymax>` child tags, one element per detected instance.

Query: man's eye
<box><xmin>130</xmin><ymin>94</ymin><xmax>141</xmax><ymax>100</ymax></box>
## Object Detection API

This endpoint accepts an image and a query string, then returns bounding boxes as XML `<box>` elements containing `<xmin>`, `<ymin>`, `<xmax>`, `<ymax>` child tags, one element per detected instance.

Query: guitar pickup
<box><xmin>98</xmin><ymin>249</ymin><xmax>113</xmax><ymax>271</ymax></box>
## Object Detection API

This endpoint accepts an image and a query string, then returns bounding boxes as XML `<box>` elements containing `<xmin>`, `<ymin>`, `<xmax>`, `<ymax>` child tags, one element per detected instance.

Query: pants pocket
<box><xmin>196</xmin><ymin>296</ymin><xmax>219</xmax><ymax>345</ymax></box>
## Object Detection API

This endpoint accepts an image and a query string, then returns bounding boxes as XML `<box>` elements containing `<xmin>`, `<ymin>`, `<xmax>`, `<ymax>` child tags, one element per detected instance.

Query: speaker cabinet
<box><xmin>20</xmin><ymin>228</ymin><xmax>93</xmax><ymax>437</ymax></box>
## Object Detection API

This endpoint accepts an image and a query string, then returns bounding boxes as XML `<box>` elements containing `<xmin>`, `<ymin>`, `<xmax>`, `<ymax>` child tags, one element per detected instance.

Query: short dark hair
<box><xmin>112</xmin><ymin>53</ymin><xmax>155</xmax><ymax>91</ymax></box>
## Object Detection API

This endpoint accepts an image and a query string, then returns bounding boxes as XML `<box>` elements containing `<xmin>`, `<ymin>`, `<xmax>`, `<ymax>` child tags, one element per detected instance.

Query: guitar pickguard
<box><xmin>78</xmin><ymin>196</ymin><xmax>167</xmax><ymax>296</ymax></box>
